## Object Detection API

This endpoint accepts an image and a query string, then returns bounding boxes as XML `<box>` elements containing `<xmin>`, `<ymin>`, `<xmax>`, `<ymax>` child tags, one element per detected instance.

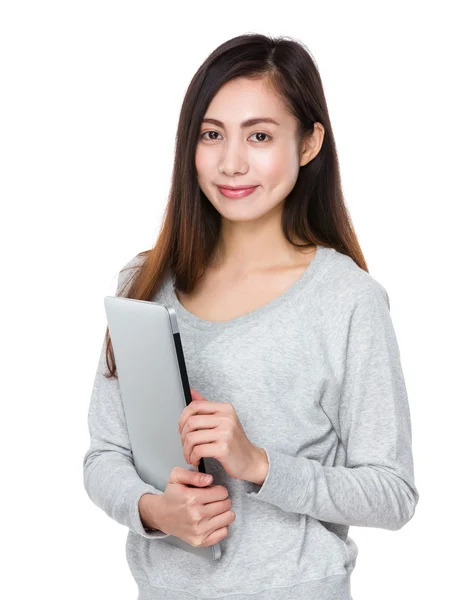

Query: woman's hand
<box><xmin>178</xmin><ymin>388</ymin><xmax>264</xmax><ymax>482</ymax></box>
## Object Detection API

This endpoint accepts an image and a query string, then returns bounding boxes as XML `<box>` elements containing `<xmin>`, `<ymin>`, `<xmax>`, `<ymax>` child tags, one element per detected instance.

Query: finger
<box><xmin>181</xmin><ymin>415</ymin><xmax>220</xmax><ymax>441</ymax></box>
<box><xmin>190</xmin><ymin>388</ymin><xmax>207</xmax><ymax>401</ymax></box>
<box><xmin>178</xmin><ymin>400</ymin><xmax>213</xmax><ymax>433</ymax></box>
<box><xmin>179</xmin><ymin>401</ymin><xmax>223</xmax><ymax>434</ymax></box>
<box><xmin>184</xmin><ymin>430</ymin><xmax>219</xmax><ymax>464</ymax></box>
<box><xmin>189</xmin><ymin>441</ymin><xmax>219</xmax><ymax>466</ymax></box>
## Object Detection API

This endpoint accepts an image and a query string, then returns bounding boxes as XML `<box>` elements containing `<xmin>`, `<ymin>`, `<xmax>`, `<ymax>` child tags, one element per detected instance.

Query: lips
<box><xmin>217</xmin><ymin>185</ymin><xmax>258</xmax><ymax>199</ymax></box>
<box><xmin>217</xmin><ymin>185</ymin><xmax>258</xmax><ymax>191</ymax></box>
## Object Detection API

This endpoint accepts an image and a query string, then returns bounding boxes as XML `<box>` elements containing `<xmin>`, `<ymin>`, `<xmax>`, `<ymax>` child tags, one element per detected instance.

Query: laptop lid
<box><xmin>104</xmin><ymin>295</ymin><xmax>221</xmax><ymax>560</ymax></box>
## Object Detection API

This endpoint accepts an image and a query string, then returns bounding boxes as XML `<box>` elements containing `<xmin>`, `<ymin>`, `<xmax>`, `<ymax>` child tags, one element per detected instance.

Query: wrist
<box><xmin>256</xmin><ymin>447</ymin><xmax>269</xmax><ymax>485</ymax></box>
<box><xmin>245</xmin><ymin>446</ymin><xmax>269</xmax><ymax>485</ymax></box>
<box><xmin>139</xmin><ymin>493</ymin><xmax>163</xmax><ymax>531</ymax></box>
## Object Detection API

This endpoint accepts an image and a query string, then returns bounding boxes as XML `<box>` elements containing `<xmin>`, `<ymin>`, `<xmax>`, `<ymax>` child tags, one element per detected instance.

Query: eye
<box><xmin>249</xmin><ymin>132</ymin><xmax>272</xmax><ymax>143</ymax></box>
<box><xmin>200</xmin><ymin>131</ymin><xmax>222</xmax><ymax>141</ymax></box>
<box><xmin>200</xmin><ymin>131</ymin><xmax>272</xmax><ymax>143</ymax></box>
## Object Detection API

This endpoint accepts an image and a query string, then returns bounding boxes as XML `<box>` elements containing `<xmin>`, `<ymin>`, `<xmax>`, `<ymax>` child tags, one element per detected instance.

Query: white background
<box><xmin>2</xmin><ymin>1</ymin><xmax>474</xmax><ymax>598</ymax></box>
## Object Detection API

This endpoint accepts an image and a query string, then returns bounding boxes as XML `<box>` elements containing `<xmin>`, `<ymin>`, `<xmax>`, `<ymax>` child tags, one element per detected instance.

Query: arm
<box><xmin>246</xmin><ymin>281</ymin><xmax>419</xmax><ymax>531</ymax></box>
<box><xmin>82</xmin><ymin>255</ymin><xmax>170</xmax><ymax>539</ymax></box>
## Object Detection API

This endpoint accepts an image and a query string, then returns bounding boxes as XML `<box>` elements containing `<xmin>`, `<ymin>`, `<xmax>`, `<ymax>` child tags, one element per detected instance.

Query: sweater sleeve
<box><xmin>82</xmin><ymin>256</ymin><xmax>170</xmax><ymax>539</ymax></box>
<box><xmin>245</xmin><ymin>281</ymin><xmax>419</xmax><ymax>531</ymax></box>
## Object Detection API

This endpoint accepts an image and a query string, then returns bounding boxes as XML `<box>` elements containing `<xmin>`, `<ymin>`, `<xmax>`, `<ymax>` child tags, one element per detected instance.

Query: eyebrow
<box><xmin>201</xmin><ymin>117</ymin><xmax>280</xmax><ymax>128</ymax></box>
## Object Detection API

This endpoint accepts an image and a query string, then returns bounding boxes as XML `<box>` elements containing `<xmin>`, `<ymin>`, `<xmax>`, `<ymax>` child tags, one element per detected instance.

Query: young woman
<box><xmin>83</xmin><ymin>33</ymin><xmax>419</xmax><ymax>600</ymax></box>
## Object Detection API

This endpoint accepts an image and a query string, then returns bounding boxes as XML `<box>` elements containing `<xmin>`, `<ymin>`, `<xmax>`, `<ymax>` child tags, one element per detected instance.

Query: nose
<box><xmin>218</xmin><ymin>139</ymin><xmax>249</xmax><ymax>176</ymax></box>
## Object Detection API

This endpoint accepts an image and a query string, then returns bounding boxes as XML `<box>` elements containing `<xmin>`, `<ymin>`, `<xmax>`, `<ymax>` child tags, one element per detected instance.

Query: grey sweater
<box><xmin>83</xmin><ymin>246</ymin><xmax>419</xmax><ymax>600</ymax></box>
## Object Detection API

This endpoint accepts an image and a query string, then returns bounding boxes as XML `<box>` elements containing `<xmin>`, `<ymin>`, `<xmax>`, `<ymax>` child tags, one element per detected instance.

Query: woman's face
<box><xmin>195</xmin><ymin>77</ymin><xmax>313</xmax><ymax>223</ymax></box>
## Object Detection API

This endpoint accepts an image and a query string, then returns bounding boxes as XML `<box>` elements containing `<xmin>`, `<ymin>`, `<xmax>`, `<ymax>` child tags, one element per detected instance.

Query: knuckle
<box><xmin>191</xmin><ymin>509</ymin><xmax>202</xmax><ymax>524</ymax></box>
<box><xmin>185</xmin><ymin>491</ymin><xmax>198</xmax><ymax>505</ymax></box>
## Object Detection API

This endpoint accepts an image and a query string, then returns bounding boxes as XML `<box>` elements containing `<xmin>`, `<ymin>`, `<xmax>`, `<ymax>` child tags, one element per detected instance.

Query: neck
<box><xmin>211</xmin><ymin>218</ymin><xmax>314</xmax><ymax>276</ymax></box>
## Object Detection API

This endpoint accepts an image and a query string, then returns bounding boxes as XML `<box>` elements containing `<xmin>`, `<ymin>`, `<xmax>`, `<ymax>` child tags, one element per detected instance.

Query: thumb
<box><xmin>170</xmin><ymin>466</ymin><xmax>213</xmax><ymax>487</ymax></box>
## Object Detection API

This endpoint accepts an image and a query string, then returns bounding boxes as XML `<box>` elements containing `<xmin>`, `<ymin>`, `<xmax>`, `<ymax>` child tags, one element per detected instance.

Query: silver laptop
<box><xmin>104</xmin><ymin>295</ymin><xmax>221</xmax><ymax>560</ymax></box>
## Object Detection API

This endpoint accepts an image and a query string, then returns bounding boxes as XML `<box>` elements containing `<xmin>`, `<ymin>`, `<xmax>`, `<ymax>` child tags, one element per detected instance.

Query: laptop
<box><xmin>104</xmin><ymin>295</ymin><xmax>222</xmax><ymax>560</ymax></box>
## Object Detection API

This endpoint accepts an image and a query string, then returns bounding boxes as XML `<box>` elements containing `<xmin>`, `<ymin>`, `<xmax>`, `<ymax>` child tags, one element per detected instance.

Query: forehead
<box><xmin>204</xmin><ymin>77</ymin><xmax>293</xmax><ymax>127</ymax></box>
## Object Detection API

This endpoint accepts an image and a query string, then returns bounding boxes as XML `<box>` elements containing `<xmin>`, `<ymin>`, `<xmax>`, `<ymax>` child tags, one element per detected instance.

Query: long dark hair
<box><xmin>104</xmin><ymin>33</ymin><xmax>368</xmax><ymax>378</ymax></box>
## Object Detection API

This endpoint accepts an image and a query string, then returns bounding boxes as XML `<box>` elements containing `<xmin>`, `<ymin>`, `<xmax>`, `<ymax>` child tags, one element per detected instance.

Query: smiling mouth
<box><xmin>217</xmin><ymin>186</ymin><xmax>259</xmax><ymax>199</ymax></box>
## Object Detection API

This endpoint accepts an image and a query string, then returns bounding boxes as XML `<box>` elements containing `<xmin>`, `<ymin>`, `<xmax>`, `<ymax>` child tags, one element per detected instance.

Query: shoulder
<box><xmin>118</xmin><ymin>251</ymin><xmax>148</xmax><ymax>274</ymax></box>
<box><xmin>314</xmin><ymin>248</ymin><xmax>390</xmax><ymax>314</ymax></box>
<box><xmin>116</xmin><ymin>251</ymin><xmax>149</xmax><ymax>295</ymax></box>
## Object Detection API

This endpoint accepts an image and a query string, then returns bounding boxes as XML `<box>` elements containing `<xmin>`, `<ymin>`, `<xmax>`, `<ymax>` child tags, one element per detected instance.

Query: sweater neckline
<box><xmin>164</xmin><ymin>245</ymin><xmax>336</xmax><ymax>332</ymax></box>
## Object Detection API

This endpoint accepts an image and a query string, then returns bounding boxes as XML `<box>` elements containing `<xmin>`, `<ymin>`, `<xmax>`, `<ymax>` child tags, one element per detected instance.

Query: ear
<box><xmin>299</xmin><ymin>122</ymin><xmax>325</xmax><ymax>167</ymax></box>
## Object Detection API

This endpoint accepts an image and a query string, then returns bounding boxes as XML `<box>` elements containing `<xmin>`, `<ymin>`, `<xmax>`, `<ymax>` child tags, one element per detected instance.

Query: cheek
<box><xmin>195</xmin><ymin>151</ymin><xmax>214</xmax><ymax>191</ymax></box>
<box><xmin>195</xmin><ymin>148</ymin><xmax>208</xmax><ymax>177</ymax></box>
<box><xmin>196</xmin><ymin>142</ymin><xmax>217</xmax><ymax>166</ymax></box>
<box><xmin>257</xmin><ymin>147</ymin><xmax>300</xmax><ymax>190</ymax></box>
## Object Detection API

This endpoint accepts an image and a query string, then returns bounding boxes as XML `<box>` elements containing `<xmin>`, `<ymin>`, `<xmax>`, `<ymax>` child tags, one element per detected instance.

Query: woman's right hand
<box><xmin>143</xmin><ymin>467</ymin><xmax>236</xmax><ymax>547</ymax></box>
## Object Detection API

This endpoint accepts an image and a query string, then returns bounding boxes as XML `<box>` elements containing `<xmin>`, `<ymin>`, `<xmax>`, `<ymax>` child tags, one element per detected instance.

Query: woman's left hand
<box><xmin>178</xmin><ymin>388</ymin><xmax>261</xmax><ymax>481</ymax></box>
